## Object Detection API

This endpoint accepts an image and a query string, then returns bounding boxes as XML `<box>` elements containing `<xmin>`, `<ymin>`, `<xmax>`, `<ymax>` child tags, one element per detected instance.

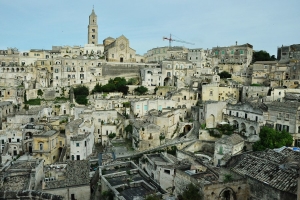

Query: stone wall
<box><xmin>203</xmin><ymin>179</ymin><xmax>249</xmax><ymax>200</ymax></box>
<box><xmin>102</xmin><ymin>65</ymin><xmax>141</xmax><ymax>77</ymax></box>
<box><xmin>247</xmin><ymin>176</ymin><xmax>296</xmax><ymax>200</ymax></box>
<box><xmin>0</xmin><ymin>190</ymin><xmax>63</xmax><ymax>200</ymax></box>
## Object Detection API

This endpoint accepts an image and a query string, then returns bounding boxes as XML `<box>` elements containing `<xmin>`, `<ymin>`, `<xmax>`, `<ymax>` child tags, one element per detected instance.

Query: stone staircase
<box><xmin>58</xmin><ymin>146</ymin><xmax>67</xmax><ymax>162</ymax></box>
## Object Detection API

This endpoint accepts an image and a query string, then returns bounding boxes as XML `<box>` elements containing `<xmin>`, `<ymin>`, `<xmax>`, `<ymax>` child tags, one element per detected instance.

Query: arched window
<box><xmin>39</xmin><ymin>143</ymin><xmax>43</xmax><ymax>151</ymax></box>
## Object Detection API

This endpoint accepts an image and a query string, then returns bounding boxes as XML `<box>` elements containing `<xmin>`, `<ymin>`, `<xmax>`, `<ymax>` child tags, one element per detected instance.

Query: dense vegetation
<box><xmin>253</xmin><ymin>126</ymin><xmax>293</xmax><ymax>151</ymax></box>
<box><xmin>134</xmin><ymin>86</ymin><xmax>148</xmax><ymax>95</ymax></box>
<box><xmin>73</xmin><ymin>85</ymin><xmax>89</xmax><ymax>105</ymax></box>
<box><xmin>177</xmin><ymin>183</ymin><xmax>203</xmax><ymax>200</ymax></box>
<box><xmin>92</xmin><ymin>77</ymin><xmax>129</xmax><ymax>95</ymax></box>
<box><xmin>218</xmin><ymin>71</ymin><xmax>232</xmax><ymax>79</ymax></box>
<box><xmin>252</xmin><ymin>50</ymin><xmax>276</xmax><ymax>63</ymax></box>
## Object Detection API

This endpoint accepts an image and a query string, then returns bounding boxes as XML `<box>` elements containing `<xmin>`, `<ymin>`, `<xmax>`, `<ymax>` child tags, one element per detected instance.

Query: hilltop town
<box><xmin>0</xmin><ymin>9</ymin><xmax>300</xmax><ymax>200</ymax></box>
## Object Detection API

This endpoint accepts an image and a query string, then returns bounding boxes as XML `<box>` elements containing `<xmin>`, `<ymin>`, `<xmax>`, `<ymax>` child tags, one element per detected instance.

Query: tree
<box><xmin>134</xmin><ymin>86</ymin><xmax>148</xmax><ymax>95</ymax></box>
<box><xmin>218</xmin><ymin>71</ymin><xmax>232</xmax><ymax>79</ymax></box>
<box><xmin>73</xmin><ymin>85</ymin><xmax>89</xmax><ymax>105</ymax></box>
<box><xmin>91</xmin><ymin>83</ymin><xmax>102</xmax><ymax>94</ymax></box>
<box><xmin>252</xmin><ymin>126</ymin><xmax>293</xmax><ymax>151</ymax></box>
<box><xmin>37</xmin><ymin>89</ymin><xmax>43</xmax><ymax>97</ymax></box>
<box><xmin>252</xmin><ymin>50</ymin><xmax>276</xmax><ymax>63</ymax></box>
<box><xmin>178</xmin><ymin>183</ymin><xmax>203</xmax><ymax>200</ymax></box>
<box><xmin>127</xmin><ymin>78</ymin><xmax>138</xmax><ymax>85</ymax></box>
<box><xmin>92</xmin><ymin>77</ymin><xmax>129</xmax><ymax>95</ymax></box>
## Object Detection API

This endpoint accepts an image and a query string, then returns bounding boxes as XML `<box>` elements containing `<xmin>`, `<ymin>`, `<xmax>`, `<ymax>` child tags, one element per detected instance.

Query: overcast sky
<box><xmin>1</xmin><ymin>0</ymin><xmax>299</xmax><ymax>56</ymax></box>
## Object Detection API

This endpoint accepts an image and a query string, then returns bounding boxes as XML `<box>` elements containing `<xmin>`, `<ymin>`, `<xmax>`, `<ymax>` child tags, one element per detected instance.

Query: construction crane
<box><xmin>163</xmin><ymin>34</ymin><xmax>195</xmax><ymax>48</ymax></box>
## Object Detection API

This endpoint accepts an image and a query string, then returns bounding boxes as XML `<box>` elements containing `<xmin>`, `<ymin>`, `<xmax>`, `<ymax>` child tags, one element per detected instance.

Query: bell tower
<box><xmin>88</xmin><ymin>8</ymin><xmax>98</xmax><ymax>45</ymax></box>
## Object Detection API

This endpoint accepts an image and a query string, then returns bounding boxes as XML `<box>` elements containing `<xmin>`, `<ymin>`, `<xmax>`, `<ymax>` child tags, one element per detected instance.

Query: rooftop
<box><xmin>37</xmin><ymin>130</ymin><xmax>57</xmax><ymax>137</ymax></box>
<box><xmin>231</xmin><ymin>154</ymin><xmax>297</xmax><ymax>194</ymax></box>
<box><xmin>117</xmin><ymin>184</ymin><xmax>156</xmax><ymax>200</ymax></box>
<box><xmin>0</xmin><ymin>175</ymin><xmax>29</xmax><ymax>192</ymax></box>
<box><xmin>216</xmin><ymin>134</ymin><xmax>244</xmax><ymax>145</ymax></box>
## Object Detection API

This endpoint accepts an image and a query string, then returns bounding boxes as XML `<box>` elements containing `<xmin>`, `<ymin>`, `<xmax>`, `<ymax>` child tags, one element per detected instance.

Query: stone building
<box><xmin>32</xmin><ymin>130</ymin><xmax>65</xmax><ymax>165</ymax></box>
<box><xmin>174</xmin><ymin>150</ymin><xmax>249</xmax><ymax>200</ymax></box>
<box><xmin>267</xmin><ymin>101</ymin><xmax>300</xmax><ymax>146</ymax></box>
<box><xmin>202</xmin><ymin>83</ymin><xmax>239</xmax><ymax>104</ymax></box>
<box><xmin>130</xmin><ymin>98</ymin><xmax>177</xmax><ymax>117</ymax></box>
<box><xmin>70</xmin><ymin>130</ymin><xmax>94</xmax><ymax>160</ymax></box>
<box><xmin>211</xmin><ymin>43</ymin><xmax>253</xmax><ymax>67</ymax></box>
<box><xmin>88</xmin><ymin>9</ymin><xmax>98</xmax><ymax>45</ymax></box>
<box><xmin>277</xmin><ymin>44</ymin><xmax>300</xmax><ymax>62</ymax></box>
<box><xmin>52</xmin><ymin>57</ymin><xmax>103</xmax><ymax>87</ymax></box>
<box><xmin>97</xmin><ymin>161</ymin><xmax>164</xmax><ymax>200</ymax></box>
<box><xmin>132</xmin><ymin>121</ymin><xmax>161</xmax><ymax>151</ymax></box>
<box><xmin>147</xmin><ymin>109</ymin><xmax>182</xmax><ymax>139</ymax></box>
<box><xmin>161</xmin><ymin>59</ymin><xmax>195</xmax><ymax>87</ymax></box>
<box><xmin>0</xmin><ymin>159</ymin><xmax>44</xmax><ymax>192</ymax></box>
<box><xmin>139</xmin><ymin>153</ymin><xmax>176</xmax><ymax>191</ymax></box>
<box><xmin>198</xmin><ymin>101</ymin><xmax>227</xmax><ymax>129</ymax></box>
<box><xmin>187</xmin><ymin>48</ymin><xmax>208</xmax><ymax>68</ymax></box>
<box><xmin>144</xmin><ymin>46</ymin><xmax>169</xmax><ymax>63</ymax></box>
<box><xmin>104</xmin><ymin>35</ymin><xmax>136</xmax><ymax>63</ymax></box>
<box><xmin>228</xmin><ymin>148</ymin><xmax>299</xmax><ymax>200</ymax></box>
<box><xmin>223</xmin><ymin>102</ymin><xmax>267</xmax><ymax>137</ymax></box>
<box><xmin>0</xmin><ymin>101</ymin><xmax>14</xmax><ymax>130</ymax></box>
<box><xmin>42</xmin><ymin>160</ymin><xmax>90</xmax><ymax>200</ymax></box>
<box><xmin>241</xmin><ymin>85</ymin><xmax>270</xmax><ymax>102</ymax></box>
<box><xmin>251</xmin><ymin>61</ymin><xmax>278</xmax><ymax>85</ymax></box>
<box><xmin>214</xmin><ymin>134</ymin><xmax>244</xmax><ymax>166</ymax></box>
<box><xmin>140</xmin><ymin>65</ymin><xmax>162</xmax><ymax>86</ymax></box>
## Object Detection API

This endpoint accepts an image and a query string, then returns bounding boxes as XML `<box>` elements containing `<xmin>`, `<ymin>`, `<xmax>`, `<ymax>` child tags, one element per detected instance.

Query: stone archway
<box><xmin>249</xmin><ymin>126</ymin><xmax>256</xmax><ymax>135</ymax></box>
<box><xmin>184</xmin><ymin>124</ymin><xmax>192</xmax><ymax>133</ymax></box>
<box><xmin>240</xmin><ymin>123</ymin><xmax>246</xmax><ymax>135</ymax></box>
<box><xmin>232</xmin><ymin>120</ymin><xmax>239</xmax><ymax>130</ymax></box>
<box><xmin>164</xmin><ymin>77</ymin><xmax>172</xmax><ymax>86</ymax></box>
<box><xmin>219</xmin><ymin>187</ymin><xmax>237</xmax><ymax>200</ymax></box>
<box><xmin>207</xmin><ymin>114</ymin><xmax>215</xmax><ymax>128</ymax></box>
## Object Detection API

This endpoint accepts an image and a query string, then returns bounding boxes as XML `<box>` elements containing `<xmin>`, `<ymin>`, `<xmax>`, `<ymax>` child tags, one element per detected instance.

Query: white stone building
<box><xmin>214</xmin><ymin>134</ymin><xmax>244</xmax><ymax>166</ymax></box>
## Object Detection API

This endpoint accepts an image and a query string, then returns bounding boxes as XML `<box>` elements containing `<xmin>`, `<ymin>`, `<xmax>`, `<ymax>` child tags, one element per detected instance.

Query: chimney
<box><xmin>236</xmin><ymin>41</ymin><xmax>238</xmax><ymax>46</ymax></box>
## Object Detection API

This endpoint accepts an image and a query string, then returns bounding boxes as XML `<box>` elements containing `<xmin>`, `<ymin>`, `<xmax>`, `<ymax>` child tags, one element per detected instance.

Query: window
<box><xmin>164</xmin><ymin>169</ymin><xmax>171</xmax><ymax>174</ymax></box>
<box><xmin>285</xmin><ymin>114</ymin><xmax>289</xmax><ymax>120</ymax></box>
<box><xmin>112</xmin><ymin>54</ymin><xmax>114</xmax><ymax>58</ymax></box>
<box><xmin>215</xmin><ymin>51</ymin><xmax>218</xmax><ymax>55</ymax></box>
<box><xmin>76</xmin><ymin>143</ymin><xmax>79</xmax><ymax>147</ymax></box>
<box><xmin>222</xmin><ymin>51</ymin><xmax>225</xmax><ymax>55</ymax></box>
<box><xmin>231</xmin><ymin>50</ymin><xmax>234</xmax><ymax>54</ymax></box>
<box><xmin>144</xmin><ymin>105</ymin><xmax>148</xmax><ymax>111</ymax></box>
<box><xmin>92</xmin><ymin>29</ymin><xmax>95</xmax><ymax>32</ymax></box>
<box><xmin>158</xmin><ymin>105</ymin><xmax>162</xmax><ymax>111</ymax></box>
<box><xmin>39</xmin><ymin>143</ymin><xmax>43</xmax><ymax>151</ymax></box>
<box><xmin>136</xmin><ymin>105</ymin><xmax>140</xmax><ymax>109</ymax></box>
<box><xmin>240</xmin><ymin>50</ymin><xmax>244</xmax><ymax>55</ymax></box>
<box><xmin>209</xmin><ymin>90</ymin><xmax>213</xmax><ymax>96</ymax></box>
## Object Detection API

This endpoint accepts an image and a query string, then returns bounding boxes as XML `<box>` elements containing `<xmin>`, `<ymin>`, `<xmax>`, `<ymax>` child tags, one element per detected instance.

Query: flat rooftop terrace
<box><xmin>107</xmin><ymin>174</ymin><xmax>144</xmax><ymax>187</ymax></box>
<box><xmin>117</xmin><ymin>185</ymin><xmax>156</xmax><ymax>200</ymax></box>
<box><xmin>147</xmin><ymin>154</ymin><xmax>169</xmax><ymax>163</ymax></box>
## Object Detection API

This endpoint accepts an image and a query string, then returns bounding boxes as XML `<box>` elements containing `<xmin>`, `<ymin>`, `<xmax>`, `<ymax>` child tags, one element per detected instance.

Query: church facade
<box><xmin>103</xmin><ymin>35</ymin><xmax>137</xmax><ymax>63</ymax></box>
<box><xmin>87</xmin><ymin>9</ymin><xmax>137</xmax><ymax>63</ymax></box>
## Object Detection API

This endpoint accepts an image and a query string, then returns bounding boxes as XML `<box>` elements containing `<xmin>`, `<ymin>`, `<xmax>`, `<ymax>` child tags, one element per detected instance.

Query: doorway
<box><xmin>120</xmin><ymin>57</ymin><xmax>123</xmax><ymax>62</ymax></box>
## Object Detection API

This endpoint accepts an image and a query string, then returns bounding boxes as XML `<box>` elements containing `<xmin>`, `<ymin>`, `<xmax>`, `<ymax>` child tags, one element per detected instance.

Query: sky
<box><xmin>1</xmin><ymin>0</ymin><xmax>299</xmax><ymax>56</ymax></box>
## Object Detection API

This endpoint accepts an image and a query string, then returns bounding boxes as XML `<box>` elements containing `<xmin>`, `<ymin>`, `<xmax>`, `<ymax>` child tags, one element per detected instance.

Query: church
<box><xmin>88</xmin><ymin>9</ymin><xmax>137</xmax><ymax>63</ymax></box>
